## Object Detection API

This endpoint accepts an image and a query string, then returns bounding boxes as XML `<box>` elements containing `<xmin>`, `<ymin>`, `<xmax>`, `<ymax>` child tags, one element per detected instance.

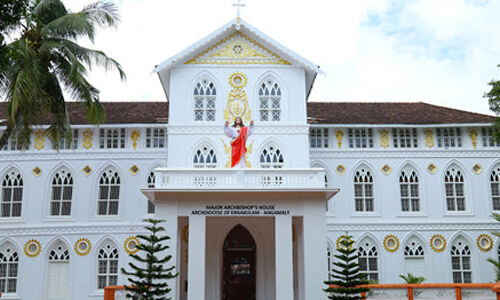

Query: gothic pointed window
<box><xmin>491</xmin><ymin>166</ymin><xmax>500</xmax><ymax>210</ymax></box>
<box><xmin>404</xmin><ymin>239</ymin><xmax>425</xmax><ymax>277</ymax></box>
<box><xmin>451</xmin><ymin>240</ymin><xmax>472</xmax><ymax>283</ymax></box>
<box><xmin>0</xmin><ymin>244</ymin><xmax>19</xmax><ymax>294</ymax></box>
<box><xmin>444</xmin><ymin>166</ymin><xmax>465</xmax><ymax>211</ymax></box>
<box><xmin>194</xmin><ymin>79</ymin><xmax>216</xmax><ymax>122</ymax></box>
<box><xmin>259</xmin><ymin>78</ymin><xmax>281</xmax><ymax>122</ymax></box>
<box><xmin>193</xmin><ymin>144</ymin><xmax>217</xmax><ymax>168</ymax></box>
<box><xmin>50</xmin><ymin>169</ymin><xmax>73</xmax><ymax>216</ymax></box>
<box><xmin>358</xmin><ymin>240</ymin><xmax>378</xmax><ymax>281</ymax></box>
<box><xmin>354</xmin><ymin>168</ymin><xmax>374</xmax><ymax>212</ymax></box>
<box><xmin>259</xmin><ymin>143</ymin><xmax>284</xmax><ymax>168</ymax></box>
<box><xmin>1</xmin><ymin>170</ymin><xmax>23</xmax><ymax>218</ymax></box>
<box><xmin>147</xmin><ymin>171</ymin><xmax>155</xmax><ymax>214</ymax></box>
<box><xmin>97</xmin><ymin>168</ymin><xmax>120</xmax><ymax>216</ymax></box>
<box><xmin>97</xmin><ymin>242</ymin><xmax>119</xmax><ymax>289</ymax></box>
<box><xmin>399</xmin><ymin>168</ymin><xmax>420</xmax><ymax>212</ymax></box>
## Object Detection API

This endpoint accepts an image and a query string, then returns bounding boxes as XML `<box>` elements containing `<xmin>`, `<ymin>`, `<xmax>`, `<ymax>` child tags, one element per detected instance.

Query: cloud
<box><xmin>66</xmin><ymin>0</ymin><xmax>500</xmax><ymax>114</ymax></box>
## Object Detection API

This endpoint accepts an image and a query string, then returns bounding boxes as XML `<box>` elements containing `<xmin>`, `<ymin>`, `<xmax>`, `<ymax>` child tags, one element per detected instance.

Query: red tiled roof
<box><xmin>0</xmin><ymin>101</ymin><xmax>169</xmax><ymax>125</ymax></box>
<box><xmin>0</xmin><ymin>101</ymin><xmax>493</xmax><ymax>125</ymax></box>
<box><xmin>307</xmin><ymin>102</ymin><xmax>495</xmax><ymax>124</ymax></box>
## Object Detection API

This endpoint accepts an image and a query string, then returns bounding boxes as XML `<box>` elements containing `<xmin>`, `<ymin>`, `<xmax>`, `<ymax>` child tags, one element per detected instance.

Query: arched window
<box><xmin>445</xmin><ymin>166</ymin><xmax>465</xmax><ymax>211</ymax></box>
<box><xmin>400</xmin><ymin>168</ymin><xmax>420</xmax><ymax>212</ymax></box>
<box><xmin>258</xmin><ymin>78</ymin><xmax>281</xmax><ymax>121</ymax></box>
<box><xmin>451</xmin><ymin>239</ymin><xmax>472</xmax><ymax>283</ymax></box>
<box><xmin>50</xmin><ymin>170</ymin><xmax>73</xmax><ymax>216</ymax></box>
<box><xmin>193</xmin><ymin>79</ymin><xmax>216</xmax><ymax>122</ymax></box>
<box><xmin>193</xmin><ymin>144</ymin><xmax>217</xmax><ymax>168</ymax></box>
<box><xmin>404</xmin><ymin>238</ymin><xmax>425</xmax><ymax>277</ymax></box>
<box><xmin>1</xmin><ymin>170</ymin><xmax>23</xmax><ymax>218</ymax></box>
<box><xmin>0</xmin><ymin>243</ymin><xmax>19</xmax><ymax>294</ymax></box>
<box><xmin>491</xmin><ymin>166</ymin><xmax>500</xmax><ymax>210</ymax></box>
<box><xmin>358</xmin><ymin>240</ymin><xmax>378</xmax><ymax>281</ymax></box>
<box><xmin>46</xmin><ymin>243</ymin><xmax>70</xmax><ymax>299</ymax></box>
<box><xmin>354</xmin><ymin>168</ymin><xmax>374</xmax><ymax>212</ymax></box>
<box><xmin>259</xmin><ymin>143</ymin><xmax>284</xmax><ymax>168</ymax></box>
<box><xmin>147</xmin><ymin>171</ymin><xmax>155</xmax><ymax>214</ymax></box>
<box><xmin>97</xmin><ymin>242</ymin><xmax>119</xmax><ymax>289</ymax></box>
<box><xmin>97</xmin><ymin>168</ymin><xmax>120</xmax><ymax>216</ymax></box>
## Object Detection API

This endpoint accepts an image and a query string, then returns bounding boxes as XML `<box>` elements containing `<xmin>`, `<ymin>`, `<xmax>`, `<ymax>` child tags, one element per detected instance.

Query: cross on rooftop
<box><xmin>232</xmin><ymin>0</ymin><xmax>245</xmax><ymax>18</ymax></box>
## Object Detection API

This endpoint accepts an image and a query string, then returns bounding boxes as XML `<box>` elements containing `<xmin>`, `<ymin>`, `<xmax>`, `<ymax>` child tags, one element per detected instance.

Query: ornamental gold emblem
<box><xmin>24</xmin><ymin>240</ymin><xmax>42</xmax><ymax>258</ymax></box>
<box><xmin>74</xmin><ymin>238</ymin><xmax>92</xmax><ymax>256</ymax></box>
<box><xmin>336</xmin><ymin>235</ymin><xmax>353</xmax><ymax>251</ymax></box>
<box><xmin>430</xmin><ymin>234</ymin><xmax>446</xmax><ymax>252</ymax></box>
<box><xmin>124</xmin><ymin>236</ymin><xmax>140</xmax><ymax>255</ymax></box>
<box><xmin>477</xmin><ymin>234</ymin><xmax>493</xmax><ymax>252</ymax></box>
<box><xmin>224</xmin><ymin>72</ymin><xmax>251</xmax><ymax>123</ymax></box>
<box><xmin>383</xmin><ymin>235</ymin><xmax>399</xmax><ymax>253</ymax></box>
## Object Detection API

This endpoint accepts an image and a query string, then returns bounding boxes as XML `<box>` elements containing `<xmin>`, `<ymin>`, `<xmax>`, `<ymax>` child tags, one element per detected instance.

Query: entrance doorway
<box><xmin>222</xmin><ymin>225</ymin><xmax>256</xmax><ymax>300</ymax></box>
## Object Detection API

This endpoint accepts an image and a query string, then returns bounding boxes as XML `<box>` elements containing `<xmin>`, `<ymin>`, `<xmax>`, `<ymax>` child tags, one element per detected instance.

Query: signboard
<box><xmin>191</xmin><ymin>204</ymin><xmax>289</xmax><ymax>216</ymax></box>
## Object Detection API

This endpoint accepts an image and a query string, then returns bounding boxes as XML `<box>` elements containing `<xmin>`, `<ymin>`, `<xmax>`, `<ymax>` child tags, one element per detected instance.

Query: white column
<box><xmin>303</xmin><ymin>201</ymin><xmax>328</xmax><ymax>300</ymax></box>
<box><xmin>155</xmin><ymin>202</ymin><xmax>179</xmax><ymax>300</ymax></box>
<box><xmin>188</xmin><ymin>215</ymin><xmax>206</xmax><ymax>300</ymax></box>
<box><xmin>275</xmin><ymin>215</ymin><xmax>294</xmax><ymax>300</ymax></box>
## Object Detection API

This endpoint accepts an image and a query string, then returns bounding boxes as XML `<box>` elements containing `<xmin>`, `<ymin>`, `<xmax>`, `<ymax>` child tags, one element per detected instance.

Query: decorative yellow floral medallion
<box><xmin>427</xmin><ymin>163</ymin><xmax>437</xmax><ymax>174</ymax></box>
<box><xmin>124</xmin><ymin>237</ymin><xmax>140</xmax><ymax>255</ymax></box>
<box><xmin>83</xmin><ymin>165</ymin><xmax>92</xmax><ymax>175</ymax></box>
<box><xmin>24</xmin><ymin>240</ymin><xmax>41</xmax><ymax>258</ymax></box>
<box><xmin>336</xmin><ymin>165</ymin><xmax>346</xmax><ymax>175</ymax></box>
<box><xmin>32</xmin><ymin>166</ymin><xmax>42</xmax><ymax>176</ymax></box>
<box><xmin>430</xmin><ymin>234</ymin><xmax>446</xmax><ymax>252</ymax></box>
<box><xmin>383</xmin><ymin>235</ymin><xmax>399</xmax><ymax>253</ymax></box>
<box><xmin>229</xmin><ymin>72</ymin><xmax>247</xmax><ymax>89</ymax></box>
<box><xmin>74</xmin><ymin>238</ymin><xmax>92</xmax><ymax>256</ymax></box>
<box><xmin>336</xmin><ymin>235</ymin><xmax>353</xmax><ymax>250</ymax></box>
<box><xmin>381</xmin><ymin>164</ymin><xmax>392</xmax><ymax>175</ymax></box>
<box><xmin>472</xmin><ymin>164</ymin><xmax>482</xmax><ymax>175</ymax></box>
<box><xmin>477</xmin><ymin>234</ymin><xmax>493</xmax><ymax>252</ymax></box>
<box><xmin>130</xmin><ymin>165</ymin><xmax>139</xmax><ymax>175</ymax></box>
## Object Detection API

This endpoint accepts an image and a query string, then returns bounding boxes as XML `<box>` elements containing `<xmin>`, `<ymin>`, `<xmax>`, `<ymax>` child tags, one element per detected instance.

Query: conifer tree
<box><xmin>324</xmin><ymin>234</ymin><xmax>369</xmax><ymax>300</ymax></box>
<box><xmin>121</xmin><ymin>218</ymin><xmax>178</xmax><ymax>300</ymax></box>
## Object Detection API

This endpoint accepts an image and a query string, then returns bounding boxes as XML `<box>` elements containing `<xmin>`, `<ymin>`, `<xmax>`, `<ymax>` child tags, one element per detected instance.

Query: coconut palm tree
<box><xmin>0</xmin><ymin>0</ymin><xmax>125</xmax><ymax>149</ymax></box>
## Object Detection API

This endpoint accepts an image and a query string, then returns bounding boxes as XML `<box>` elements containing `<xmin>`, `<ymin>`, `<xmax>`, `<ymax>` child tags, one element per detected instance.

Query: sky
<box><xmin>66</xmin><ymin>0</ymin><xmax>500</xmax><ymax>115</ymax></box>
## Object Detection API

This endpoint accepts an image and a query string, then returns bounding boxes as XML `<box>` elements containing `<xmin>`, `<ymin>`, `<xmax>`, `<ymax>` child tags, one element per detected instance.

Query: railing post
<box><xmin>455</xmin><ymin>287</ymin><xmax>462</xmax><ymax>300</ymax></box>
<box><xmin>361</xmin><ymin>291</ymin><xmax>366</xmax><ymax>300</ymax></box>
<box><xmin>408</xmin><ymin>287</ymin><xmax>414</xmax><ymax>300</ymax></box>
<box><xmin>104</xmin><ymin>286</ymin><xmax>115</xmax><ymax>300</ymax></box>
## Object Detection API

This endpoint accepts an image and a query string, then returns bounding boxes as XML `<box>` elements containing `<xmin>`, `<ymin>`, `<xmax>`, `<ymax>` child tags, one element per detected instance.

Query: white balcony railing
<box><xmin>153</xmin><ymin>168</ymin><xmax>327</xmax><ymax>190</ymax></box>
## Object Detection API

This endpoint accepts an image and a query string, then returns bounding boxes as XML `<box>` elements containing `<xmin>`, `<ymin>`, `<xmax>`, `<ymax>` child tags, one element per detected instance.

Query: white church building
<box><xmin>1</xmin><ymin>17</ymin><xmax>500</xmax><ymax>300</ymax></box>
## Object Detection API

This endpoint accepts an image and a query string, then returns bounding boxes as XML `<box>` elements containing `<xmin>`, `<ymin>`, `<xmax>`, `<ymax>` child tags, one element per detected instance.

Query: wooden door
<box><xmin>222</xmin><ymin>225</ymin><xmax>256</xmax><ymax>300</ymax></box>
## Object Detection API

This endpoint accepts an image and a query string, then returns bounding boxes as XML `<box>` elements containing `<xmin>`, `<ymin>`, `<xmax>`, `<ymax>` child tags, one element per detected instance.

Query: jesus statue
<box><xmin>224</xmin><ymin>117</ymin><xmax>254</xmax><ymax>168</ymax></box>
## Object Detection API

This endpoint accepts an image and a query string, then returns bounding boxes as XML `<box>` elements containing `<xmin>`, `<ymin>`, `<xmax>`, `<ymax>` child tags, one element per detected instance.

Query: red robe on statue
<box><xmin>231</xmin><ymin>126</ymin><xmax>248</xmax><ymax>168</ymax></box>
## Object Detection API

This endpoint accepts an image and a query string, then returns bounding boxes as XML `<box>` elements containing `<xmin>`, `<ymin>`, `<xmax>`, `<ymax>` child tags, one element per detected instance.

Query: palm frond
<box><xmin>81</xmin><ymin>0</ymin><xmax>120</xmax><ymax>28</ymax></box>
<box><xmin>33</xmin><ymin>0</ymin><xmax>68</xmax><ymax>25</ymax></box>
<box><xmin>41</xmin><ymin>12</ymin><xmax>95</xmax><ymax>41</ymax></box>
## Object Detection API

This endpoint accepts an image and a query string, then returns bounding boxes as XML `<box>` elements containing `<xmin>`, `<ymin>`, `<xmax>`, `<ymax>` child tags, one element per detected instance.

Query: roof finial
<box><xmin>232</xmin><ymin>0</ymin><xmax>245</xmax><ymax>21</ymax></box>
